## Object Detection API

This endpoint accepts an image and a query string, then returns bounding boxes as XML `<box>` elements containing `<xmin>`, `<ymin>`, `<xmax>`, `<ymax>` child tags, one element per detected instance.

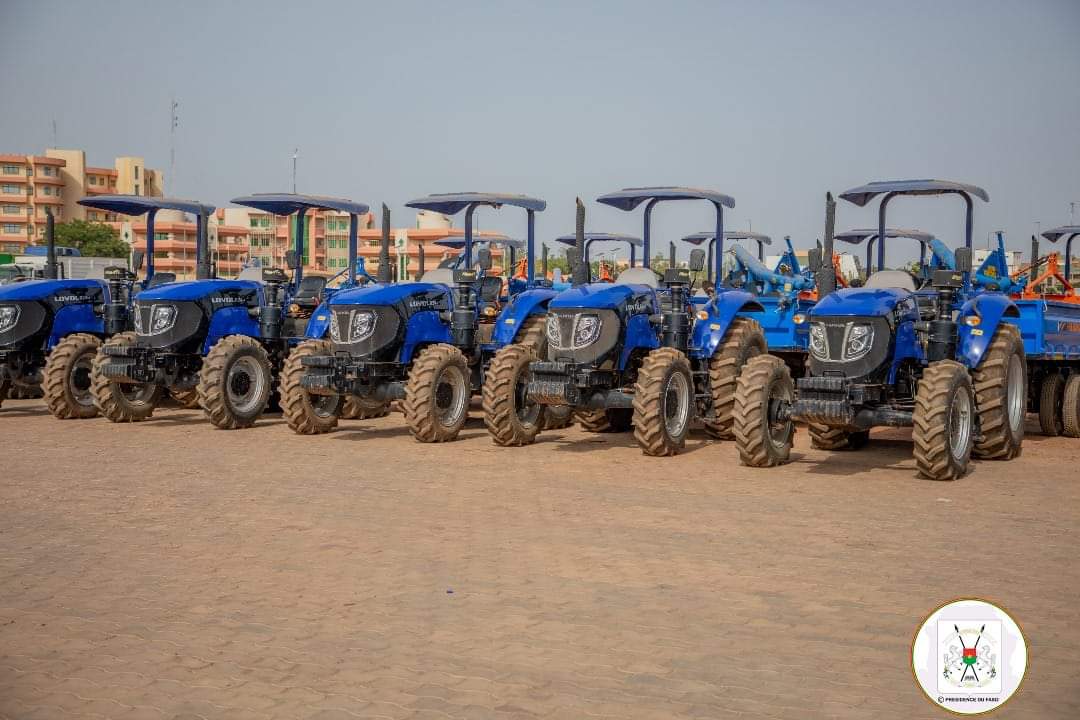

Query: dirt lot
<box><xmin>0</xmin><ymin>399</ymin><xmax>1078</xmax><ymax>720</ymax></box>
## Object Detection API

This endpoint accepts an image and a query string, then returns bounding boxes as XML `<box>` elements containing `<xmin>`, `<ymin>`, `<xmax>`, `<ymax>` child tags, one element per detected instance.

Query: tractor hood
<box><xmin>137</xmin><ymin>279</ymin><xmax>263</xmax><ymax>302</ymax></box>
<box><xmin>329</xmin><ymin>281</ymin><xmax>450</xmax><ymax>307</ymax></box>
<box><xmin>812</xmin><ymin>287</ymin><xmax>911</xmax><ymax>317</ymax></box>
<box><xmin>0</xmin><ymin>278</ymin><xmax>107</xmax><ymax>302</ymax></box>
<box><xmin>550</xmin><ymin>283</ymin><xmax>654</xmax><ymax>311</ymax></box>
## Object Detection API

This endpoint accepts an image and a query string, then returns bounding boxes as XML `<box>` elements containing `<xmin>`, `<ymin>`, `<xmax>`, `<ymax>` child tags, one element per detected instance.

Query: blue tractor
<box><xmin>289</xmin><ymin>192</ymin><xmax>567</xmax><ymax>441</ymax></box>
<box><xmin>733</xmin><ymin>179</ymin><xmax>1040</xmax><ymax>480</ymax></box>
<box><xmin>88</xmin><ymin>193</ymin><xmax>370</xmax><ymax>428</ymax></box>
<box><xmin>490</xmin><ymin>187</ymin><xmax>769</xmax><ymax>455</ymax></box>
<box><xmin>0</xmin><ymin>197</ymin><xmax>193</xmax><ymax>418</ymax></box>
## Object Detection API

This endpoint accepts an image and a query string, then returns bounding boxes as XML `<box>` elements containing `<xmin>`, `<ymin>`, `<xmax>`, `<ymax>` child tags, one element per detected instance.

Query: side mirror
<box><xmin>285</xmin><ymin>251</ymin><xmax>298</xmax><ymax>270</ymax></box>
<box><xmin>688</xmin><ymin>248</ymin><xmax>706</xmax><ymax>272</ymax></box>
<box><xmin>131</xmin><ymin>250</ymin><xmax>145</xmax><ymax>272</ymax></box>
<box><xmin>476</xmin><ymin>247</ymin><xmax>493</xmax><ymax>272</ymax></box>
<box><xmin>954</xmin><ymin>247</ymin><xmax>972</xmax><ymax>273</ymax></box>
<box><xmin>807</xmin><ymin>248</ymin><xmax>823</xmax><ymax>273</ymax></box>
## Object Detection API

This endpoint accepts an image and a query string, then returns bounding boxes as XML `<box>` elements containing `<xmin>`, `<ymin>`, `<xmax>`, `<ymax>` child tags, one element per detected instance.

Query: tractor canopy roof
<box><xmin>553</xmin><ymin>232</ymin><xmax>642</xmax><ymax>246</ymax></box>
<box><xmin>839</xmin><ymin>180</ymin><xmax>989</xmax><ymax>207</ymax></box>
<box><xmin>682</xmin><ymin>231</ymin><xmax>771</xmax><ymax>245</ymax></box>
<box><xmin>1042</xmin><ymin>225</ymin><xmax>1080</xmax><ymax>242</ymax></box>
<box><xmin>231</xmin><ymin>193</ymin><xmax>370</xmax><ymax>216</ymax></box>
<box><xmin>405</xmin><ymin>192</ymin><xmax>546</xmax><ymax>215</ymax></box>
<box><xmin>596</xmin><ymin>186</ymin><xmax>735</xmax><ymax>211</ymax></box>
<box><xmin>433</xmin><ymin>235</ymin><xmax>524</xmax><ymax>250</ymax></box>
<box><xmin>77</xmin><ymin>195</ymin><xmax>215</xmax><ymax>216</ymax></box>
<box><xmin>834</xmin><ymin>228</ymin><xmax>934</xmax><ymax>245</ymax></box>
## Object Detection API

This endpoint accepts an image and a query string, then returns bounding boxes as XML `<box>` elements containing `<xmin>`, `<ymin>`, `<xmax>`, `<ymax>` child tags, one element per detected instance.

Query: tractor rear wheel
<box><xmin>1038</xmin><ymin>373</ymin><xmax>1065</xmax><ymax>436</ymax></box>
<box><xmin>702</xmin><ymin>317</ymin><xmax>766</xmax><ymax>439</ymax></box>
<box><xmin>280</xmin><ymin>339</ymin><xmax>342</xmax><ymax>435</ymax></box>
<box><xmin>43</xmin><ymin>333</ymin><xmax>102</xmax><ymax>419</ymax></box>
<box><xmin>403</xmin><ymin>343</ymin><xmax>470</xmax><ymax>442</ymax></box>
<box><xmin>512</xmin><ymin>314</ymin><xmax>547</xmax><ymax>352</ymax></box>
<box><xmin>576</xmin><ymin>407</ymin><xmax>632</xmax><ymax>432</ymax></box>
<box><xmin>733</xmin><ymin>355</ymin><xmax>794</xmax><ymax>467</ymax></box>
<box><xmin>342</xmin><ymin>395</ymin><xmax>390</xmax><ymax>419</ymax></box>
<box><xmin>808</xmin><ymin>424</ymin><xmax>869</xmax><ymax>451</ymax></box>
<box><xmin>913</xmin><ymin>360</ymin><xmax>975</xmax><ymax>481</ymax></box>
<box><xmin>972</xmin><ymin>324</ymin><xmax>1025</xmax><ymax>459</ymax></box>
<box><xmin>168</xmin><ymin>387</ymin><xmax>201</xmax><ymax>409</ymax></box>
<box><xmin>1063</xmin><ymin>374</ymin><xmax>1080</xmax><ymax>438</ymax></box>
<box><xmin>543</xmin><ymin>404</ymin><xmax>573</xmax><ymax>430</ymax></box>
<box><xmin>483</xmin><ymin>344</ymin><xmax>544</xmax><ymax>446</ymax></box>
<box><xmin>198</xmin><ymin>335</ymin><xmax>273</xmax><ymax>429</ymax></box>
<box><xmin>633</xmin><ymin>347</ymin><xmax>694</xmax><ymax>456</ymax></box>
<box><xmin>90</xmin><ymin>332</ymin><xmax>163</xmax><ymax>422</ymax></box>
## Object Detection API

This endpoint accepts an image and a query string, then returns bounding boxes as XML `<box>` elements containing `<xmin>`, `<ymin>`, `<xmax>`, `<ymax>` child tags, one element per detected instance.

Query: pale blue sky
<box><xmin>3</xmin><ymin>0</ymin><xmax>1079</xmax><ymax>261</ymax></box>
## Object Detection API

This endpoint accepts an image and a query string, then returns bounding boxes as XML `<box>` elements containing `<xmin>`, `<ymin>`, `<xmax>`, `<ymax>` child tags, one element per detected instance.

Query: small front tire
<box><xmin>733</xmin><ymin>355</ymin><xmax>795</xmax><ymax>467</ymax></box>
<box><xmin>197</xmin><ymin>335</ymin><xmax>273</xmax><ymax>430</ymax></box>
<box><xmin>913</xmin><ymin>360</ymin><xmax>975</xmax><ymax>481</ymax></box>
<box><xmin>90</xmin><ymin>332</ymin><xmax>163</xmax><ymax>422</ymax></box>
<box><xmin>42</xmin><ymin>333</ymin><xmax>102</xmax><ymax>419</ymax></box>
<box><xmin>403</xmin><ymin>343</ymin><xmax>471</xmax><ymax>442</ymax></box>
<box><xmin>483</xmin><ymin>344</ymin><xmax>544</xmax><ymax>447</ymax></box>
<box><xmin>280</xmin><ymin>339</ymin><xmax>342</xmax><ymax>435</ymax></box>
<box><xmin>633</xmin><ymin>347</ymin><xmax>694</xmax><ymax>456</ymax></box>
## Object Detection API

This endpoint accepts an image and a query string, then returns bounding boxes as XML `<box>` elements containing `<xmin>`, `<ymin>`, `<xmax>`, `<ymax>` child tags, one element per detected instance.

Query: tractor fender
<box><xmin>618</xmin><ymin>313</ymin><xmax>660</xmax><ymax>370</ymax></box>
<box><xmin>957</xmin><ymin>294</ymin><xmax>1021</xmax><ymax>369</ymax></box>
<box><xmin>202</xmin><ymin>306</ymin><xmax>261</xmax><ymax>355</ymax></box>
<box><xmin>401</xmin><ymin>310</ymin><xmax>453</xmax><ymax>364</ymax></box>
<box><xmin>692</xmin><ymin>290</ymin><xmax>765</xmax><ymax>358</ymax></box>
<box><xmin>304</xmin><ymin>301</ymin><xmax>333</xmax><ymax>339</ymax></box>
<box><xmin>494</xmin><ymin>288</ymin><xmax>557</xmax><ymax>346</ymax></box>
<box><xmin>47</xmin><ymin>303</ymin><xmax>106</xmax><ymax>350</ymax></box>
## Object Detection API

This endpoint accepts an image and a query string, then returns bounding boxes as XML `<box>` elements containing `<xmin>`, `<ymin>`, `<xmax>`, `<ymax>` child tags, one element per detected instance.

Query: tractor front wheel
<box><xmin>342</xmin><ymin>394</ymin><xmax>390</xmax><ymax>420</ymax></box>
<box><xmin>90</xmin><ymin>332</ymin><xmax>163</xmax><ymax>422</ymax></box>
<box><xmin>169</xmin><ymin>387</ymin><xmax>201</xmax><ymax>409</ymax></box>
<box><xmin>542</xmin><ymin>404</ymin><xmax>573</xmax><ymax>430</ymax></box>
<box><xmin>702</xmin><ymin>317</ymin><xmax>766</xmax><ymax>439</ymax></box>
<box><xmin>808</xmin><ymin>423</ymin><xmax>869</xmax><ymax>451</ymax></box>
<box><xmin>483</xmin><ymin>344</ymin><xmax>544</xmax><ymax>446</ymax></box>
<box><xmin>42</xmin><ymin>333</ymin><xmax>102</xmax><ymax>419</ymax></box>
<box><xmin>633</xmin><ymin>347</ymin><xmax>694</xmax><ymax>456</ymax></box>
<box><xmin>733</xmin><ymin>355</ymin><xmax>795</xmax><ymax>467</ymax></box>
<box><xmin>1063</xmin><ymin>374</ymin><xmax>1080</xmax><ymax>438</ymax></box>
<box><xmin>280</xmin><ymin>339</ymin><xmax>342</xmax><ymax>435</ymax></box>
<box><xmin>1038</xmin><ymin>373</ymin><xmax>1065</xmax><ymax>436</ymax></box>
<box><xmin>198</xmin><ymin>335</ymin><xmax>273</xmax><ymax>430</ymax></box>
<box><xmin>403</xmin><ymin>343</ymin><xmax>470</xmax><ymax>442</ymax></box>
<box><xmin>913</xmin><ymin>360</ymin><xmax>975</xmax><ymax>481</ymax></box>
<box><xmin>972</xmin><ymin>325</ymin><xmax>1025</xmax><ymax>459</ymax></box>
<box><xmin>576</xmin><ymin>408</ymin><xmax>633</xmax><ymax>432</ymax></box>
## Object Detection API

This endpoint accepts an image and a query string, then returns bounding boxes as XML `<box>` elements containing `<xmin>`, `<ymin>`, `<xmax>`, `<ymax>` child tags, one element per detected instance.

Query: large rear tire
<box><xmin>280</xmin><ymin>339</ymin><xmax>342</xmax><ymax>435</ymax></box>
<box><xmin>1038</xmin><ymin>373</ymin><xmax>1065</xmax><ymax>437</ymax></box>
<box><xmin>633</xmin><ymin>347</ymin><xmax>694</xmax><ymax>456</ymax></box>
<box><xmin>913</xmin><ymin>360</ymin><xmax>975</xmax><ymax>481</ymax></box>
<box><xmin>808</xmin><ymin>423</ymin><xmax>869</xmax><ymax>451</ymax></box>
<box><xmin>542</xmin><ymin>403</ymin><xmax>573</xmax><ymax>430</ymax></box>
<box><xmin>197</xmin><ymin>335</ymin><xmax>273</xmax><ymax>430</ymax></box>
<box><xmin>702</xmin><ymin>317</ymin><xmax>766</xmax><ymax>439</ymax></box>
<box><xmin>403</xmin><ymin>343</ymin><xmax>470</xmax><ymax>442</ymax></box>
<box><xmin>971</xmin><ymin>325</ymin><xmax>1025</xmax><ymax>459</ymax></box>
<box><xmin>733</xmin><ymin>355</ymin><xmax>794</xmax><ymax>467</ymax></box>
<box><xmin>90</xmin><ymin>332</ymin><xmax>163</xmax><ymax>422</ymax></box>
<box><xmin>42</xmin><ymin>333</ymin><xmax>102</xmax><ymax>419</ymax></box>
<box><xmin>342</xmin><ymin>395</ymin><xmax>390</xmax><ymax>420</ymax></box>
<box><xmin>483</xmin><ymin>344</ymin><xmax>544</xmax><ymax>446</ymax></box>
<box><xmin>1063</xmin><ymin>374</ymin><xmax>1080</xmax><ymax>439</ymax></box>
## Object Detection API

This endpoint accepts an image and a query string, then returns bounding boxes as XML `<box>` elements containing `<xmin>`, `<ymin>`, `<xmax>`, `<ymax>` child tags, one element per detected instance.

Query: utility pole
<box><xmin>170</xmin><ymin>97</ymin><xmax>179</xmax><ymax>193</ymax></box>
<box><xmin>292</xmin><ymin>148</ymin><xmax>298</xmax><ymax>193</ymax></box>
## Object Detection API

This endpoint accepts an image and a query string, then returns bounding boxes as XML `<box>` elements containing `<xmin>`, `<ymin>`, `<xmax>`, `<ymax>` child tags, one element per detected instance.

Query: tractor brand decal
<box><xmin>407</xmin><ymin>297</ymin><xmax>443</xmax><ymax>310</ymax></box>
<box><xmin>970</xmin><ymin>328</ymin><xmax>984</xmax><ymax>336</ymax></box>
<box><xmin>911</xmin><ymin>598</ymin><xmax>1026</xmax><ymax>715</ymax></box>
<box><xmin>626</xmin><ymin>296</ymin><xmax>653</xmax><ymax>316</ymax></box>
<box><xmin>211</xmin><ymin>295</ymin><xmax>247</xmax><ymax>305</ymax></box>
<box><xmin>52</xmin><ymin>294</ymin><xmax>89</xmax><ymax>303</ymax></box>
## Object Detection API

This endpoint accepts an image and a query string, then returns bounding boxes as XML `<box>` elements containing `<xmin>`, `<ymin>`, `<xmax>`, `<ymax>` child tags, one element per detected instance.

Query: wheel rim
<box><xmin>119</xmin><ymin>381</ymin><xmax>156</xmax><ymax>405</ymax></box>
<box><xmin>1006</xmin><ymin>354</ymin><xmax>1024</xmax><ymax>433</ymax></box>
<box><xmin>70</xmin><ymin>355</ymin><xmax>95</xmax><ymax>407</ymax></box>
<box><xmin>227</xmin><ymin>356</ymin><xmax>266</xmax><ymax>414</ymax></box>
<box><xmin>767</xmin><ymin>378</ymin><xmax>794</xmax><ymax>448</ymax></box>
<box><xmin>433</xmin><ymin>364</ymin><xmax>468</xmax><ymax>428</ymax></box>
<box><xmin>514</xmin><ymin>366</ymin><xmax>541</xmax><ymax>427</ymax></box>
<box><xmin>311</xmin><ymin>393</ymin><xmax>340</xmax><ymax>419</ymax></box>
<box><xmin>950</xmin><ymin>387</ymin><xmax>973</xmax><ymax>461</ymax></box>
<box><xmin>663</xmin><ymin>369</ymin><xmax>691</xmax><ymax>438</ymax></box>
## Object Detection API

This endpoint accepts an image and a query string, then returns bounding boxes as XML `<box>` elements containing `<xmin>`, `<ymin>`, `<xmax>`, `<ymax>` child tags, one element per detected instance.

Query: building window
<box><xmin>89</xmin><ymin>176</ymin><xmax>98</xmax><ymax>185</ymax></box>
<box><xmin>2</xmin><ymin>223</ymin><xmax>20</xmax><ymax>234</ymax></box>
<box><xmin>154</xmin><ymin>232</ymin><xmax>169</xmax><ymax>241</ymax></box>
<box><xmin>1</xmin><ymin>184</ymin><xmax>19</xmax><ymax>195</ymax></box>
<box><xmin>134</xmin><ymin>166</ymin><xmax>139</xmax><ymax>179</ymax></box>
<box><xmin>40</xmin><ymin>166</ymin><xmax>56</xmax><ymax>177</ymax></box>
<box><xmin>2</xmin><ymin>165</ymin><xmax>21</xmax><ymax>175</ymax></box>
<box><xmin>2</xmin><ymin>204</ymin><xmax>20</xmax><ymax>215</ymax></box>
<box><xmin>250</xmin><ymin>218</ymin><xmax>259</xmax><ymax>228</ymax></box>
<box><xmin>133</xmin><ymin>184</ymin><xmax>140</xmax><ymax>196</ymax></box>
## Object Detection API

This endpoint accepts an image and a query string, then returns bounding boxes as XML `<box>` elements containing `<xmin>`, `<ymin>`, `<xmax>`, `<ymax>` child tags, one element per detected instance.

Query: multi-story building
<box><xmin>0</xmin><ymin>148</ymin><xmax>164</xmax><ymax>253</ymax></box>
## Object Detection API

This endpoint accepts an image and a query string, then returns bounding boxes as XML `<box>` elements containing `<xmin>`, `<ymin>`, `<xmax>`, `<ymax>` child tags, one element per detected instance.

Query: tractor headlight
<box><xmin>572</xmin><ymin>314</ymin><xmax>601</xmax><ymax>349</ymax></box>
<box><xmin>149</xmin><ymin>304</ymin><xmax>177</xmax><ymax>335</ymax></box>
<box><xmin>843</xmin><ymin>323</ymin><xmax>874</xmax><ymax>361</ymax></box>
<box><xmin>0</xmin><ymin>305</ymin><xmax>19</xmax><ymax>334</ymax></box>
<box><xmin>546</xmin><ymin>314</ymin><xmax>562</xmax><ymax>348</ymax></box>
<box><xmin>350</xmin><ymin>310</ymin><xmax>377</xmax><ymax>342</ymax></box>
<box><xmin>809</xmin><ymin>322</ymin><xmax>829</xmax><ymax>360</ymax></box>
<box><xmin>330</xmin><ymin>311</ymin><xmax>341</xmax><ymax>342</ymax></box>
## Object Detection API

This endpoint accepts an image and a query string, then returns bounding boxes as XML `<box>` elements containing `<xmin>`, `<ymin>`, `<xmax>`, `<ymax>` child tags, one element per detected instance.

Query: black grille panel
<box><xmin>546</xmin><ymin>309</ymin><xmax>620</xmax><ymax>365</ymax></box>
<box><xmin>0</xmin><ymin>301</ymin><xmax>48</xmax><ymax>349</ymax></box>
<box><xmin>330</xmin><ymin>305</ymin><xmax>401</xmax><ymax>359</ymax></box>
<box><xmin>133</xmin><ymin>300</ymin><xmax>205</xmax><ymax>351</ymax></box>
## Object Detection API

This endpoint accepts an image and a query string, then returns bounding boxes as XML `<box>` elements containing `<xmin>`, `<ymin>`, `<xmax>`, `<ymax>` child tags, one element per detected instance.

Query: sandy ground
<box><xmin>0</xmin><ymin>398</ymin><xmax>1078</xmax><ymax>719</ymax></box>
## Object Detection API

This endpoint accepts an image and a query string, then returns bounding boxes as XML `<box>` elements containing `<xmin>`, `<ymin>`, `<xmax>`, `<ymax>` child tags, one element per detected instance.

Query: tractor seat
<box><xmin>145</xmin><ymin>272</ymin><xmax>176</xmax><ymax>288</ymax></box>
<box><xmin>863</xmin><ymin>270</ymin><xmax>917</xmax><ymax>292</ymax></box>
<box><xmin>421</xmin><ymin>269</ymin><xmax>456</xmax><ymax>285</ymax></box>
<box><xmin>615</xmin><ymin>267</ymin><xmax>660</xmax><ymax>289</ymax></box>
<box><xmin>479</xmin><ymin>275</ymin><xmax>503</xmax><ymax>303</ymax></box>
<box><xmin>294</xmin><ymin>275</ymin><xmax>327</xmax><ymax>300</ymax></box>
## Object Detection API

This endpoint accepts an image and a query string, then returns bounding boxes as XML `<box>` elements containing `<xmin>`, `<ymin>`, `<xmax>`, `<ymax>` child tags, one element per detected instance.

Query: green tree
<box><xmin>50</xmin><ymin>220</ymin><xmax>130</xmax><ymax>258</ymax></box>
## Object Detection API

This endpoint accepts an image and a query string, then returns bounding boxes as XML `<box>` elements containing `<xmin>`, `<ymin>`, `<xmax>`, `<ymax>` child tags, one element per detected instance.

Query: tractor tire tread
<box><xmin>632</xmin><ymin>347</ymin><xmax>692</xmax><ymax>456</ymax></box>
<box><xmin>402</xmin><ymin>343</ymin><xmax>469</xmax><ymax>442</ymax></box>
<box><xmin>43</xmin><ymin>332</ymin><xmax>102</xmax><ymax>419</ymax></box>
<box><xmin>733</xmin><ymin>355</ymin><xmax>794</xmax><ymax>467</ymax></box>
<box><xmin>702</xmin><ymin>317</ymin><xmax>766</xmax><ymax>439</ymax></box>
<box><xmin>483</xmin><ymin>343</ymin><xmax>541</xmax><ymax>446</ymax></box>
<box><xmin>197</xmin><ymin>334</ymin><xmax>272</xmax><ymax>430</ymax></box>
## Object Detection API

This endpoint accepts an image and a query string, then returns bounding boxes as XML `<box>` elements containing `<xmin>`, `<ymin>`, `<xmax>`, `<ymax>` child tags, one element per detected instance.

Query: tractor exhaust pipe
<box><xmin>573</xmin><ymin>197</ymin><xmax>589</xmax><ymax>286</ymax></box>
<box><xmin>44</xmin><ymin>209</ymin><xmax>58</xmax><ymax>279</ymax></box>
<box><xmin>669</xmin><ymin>241</ymin><xmax>676</xmax><ymax>269</ymax></box>
<box><xmin>417</xmin><ymin>244</ymin><xmax>425</xmax><ymax>279</ymax></box>
<box><xmin>541</xmin><ymin>243</ymin><xmax>549</xmax><ymax>278</ymax></box>
<box><xmin>817</xmin><ymin>192</ymin><xmax>837</xmax><ymax>297</ymax></box>
<box><xmin>378</xmin><ymin>203</ymin><xmax>392</xmax><ymax>284</ymax></box>
<box><xmin>1030</xmin><ymin>234</ymin><xmax>1039</xmax><ymax>268</ymax></box>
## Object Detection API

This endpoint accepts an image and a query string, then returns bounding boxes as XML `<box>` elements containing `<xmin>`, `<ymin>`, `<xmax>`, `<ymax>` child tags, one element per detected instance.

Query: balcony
<box><xmin>34</xmin><ymin>174</ymin><xmax>64</xmax><ymax>186</ymax></box>
<box><xmin>34</xmin><ymin>195</ymin><xmax>64</xmax><ymax>205</ymax></box>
